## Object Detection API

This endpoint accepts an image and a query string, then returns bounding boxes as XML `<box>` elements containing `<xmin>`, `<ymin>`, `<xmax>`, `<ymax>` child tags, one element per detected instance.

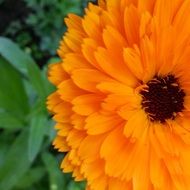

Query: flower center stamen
<box><xmin>140</xmin><ymin>75</ymin><xmax>185</xmax><ymax>123</ymax></box>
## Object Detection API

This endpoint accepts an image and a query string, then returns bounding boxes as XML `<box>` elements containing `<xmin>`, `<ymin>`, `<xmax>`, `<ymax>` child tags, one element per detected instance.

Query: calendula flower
<box><xmin>47</xmin><ymin>0</ymin><xmax>190</xmax><ymax>189</ymax></box>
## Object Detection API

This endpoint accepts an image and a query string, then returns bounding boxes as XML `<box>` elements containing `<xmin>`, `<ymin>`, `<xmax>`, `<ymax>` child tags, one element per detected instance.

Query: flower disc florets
<box><xmin>140</xmin><ymin>75</ymin><xmax>185</xmax><ymax>123</ymax></box>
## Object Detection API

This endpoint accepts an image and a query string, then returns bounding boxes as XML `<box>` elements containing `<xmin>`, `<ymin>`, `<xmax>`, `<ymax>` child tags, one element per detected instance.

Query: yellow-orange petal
<box><xmin>71</xmin><ymin>69</ymin><xmax>113</xmax><ymax>92</ymax></box>
<box><xmin>153</xmin><ymin>123</ymin><xmax>179</xmax><ymax>156</ymax></box>
<box><xmin>95</xmin><ymin>47</ymin><xmax>137</xmax><ymax>87</ymax></box>
<box><xmin>53</xmin><ymin>136</ymin><xmax>70</xmax><ymax>152</ymax></box>
<box><xmin>61</xmin><ymin>154</ymin><xmax>74</xmax><ymax>173</ymax></box>
<box><xmin>65</xmin><ymin>14</ymin><xmax>84</xmax><ymax>32</ymax></box>
<box><xmin>58</xmin><ymin>79</ymin><xmax>85</xmax><ymax>102</ymax></box>
<box><xmin>140</xmin><ymin>35</ymin><xmax>156</xmax><ymax>82</ymax></box>
<box><xmin>48</xmin><ymin>62</ymin><xmax>69</xmax><ymax>85</ymax></box>
<box><xmin>150</xmin><ymin>148</ymin><xmax>172</xmax><ymax>189</ymax></box>
<box><xmin>124</xmin><ymin>110</ymin><xmax>149</xmax><ymax>140</ymax></box>
<box><xmin>123</xmin><ymin>46</ymin><xmax>144</xmax><ymax>80</ymax></box>
<box><xmin>81</xmin><ymin>159</ymin><xmax>105</xmax><ymax>183</ymax></box>
<box><xmin>124</xmin><ymin>5</ymin><xmax>140</xmax><ymax>45</ymax></box>
<box><xmin>82</xmin><ymin>38</ymin><xmax>101</xmax><ymax>70</ymax></box>
<box><xmin>64</xmin><ymin>26</ymin><xmax>85</xmax><ymax>52</ymax></box>
<box><xmin>117</xmin><ymin>95</ymin><xmax>141</xmax><ymax>120</ymax></box>
<box><xmin>108</xmin><ymin>178</ymin><xmax>132</xmax><ymax>190</ymax></box>
<box><xmin>47</xmin><ymin>92</ymin><xmax>62</xmax><ymax>112</ymax></box>
<box><xmin>57</xmin><ymin>123</ymin><xmax>72</xmax><ymax>137</ymax></box>
<box><xmin>79</xmin><ymin>134</ymin><xmax>106</xmax><ymax>162</ymax></box>
<box><xmin>72</xmin><ymin>94</ymin><xmax>103</xmax><ymax>116</ymax></box>
<box><xmin>100</xmin><ymin>126</ymin><xmax>128</xmax><ymax>176</ymax></box>
<box><xmin>82</xmin><ymin>6</ymin><xmax>103</xmax><ymax>43</ymax></box>
<box><xmin>85</xmin><ymin>112</ymin><xmax>122</xmax><ymax>135</ymax></box>
<box><xmin>63</xmin><ymin>53</ymin><xmax>93</xmax><ymax>74</ymax></box>
<box><xmin>132</xmin><ymin>136</ymin><xmax>150</xmax><ymax>190</ymax></box>
<box><xmin>71</xmin><ymin>114</ymin><xmax>86</xmax><ymax>130</ymax></box>
<box><xmin>102</xmin><ymin>26</ymin><xmax>127</xmax><ymax>56</ymax></box>
<box><xmin>66</xmin><ymin>129</ymin><xmax>86</xmax><ymax>149</ymax></box>
<box><xmin>97</xmin><ymin>81</ymin><xmax>134</xmax><ymax>94</ymax></box>
<box><xmin>153</xmin><ymin>0</ymin><xmax>173</xmax><ymax>28</ymax></box>
<box><xmin>138</xmin><ymin>0</ymin><xmax>155</xmax><ymax>13</ymax></box>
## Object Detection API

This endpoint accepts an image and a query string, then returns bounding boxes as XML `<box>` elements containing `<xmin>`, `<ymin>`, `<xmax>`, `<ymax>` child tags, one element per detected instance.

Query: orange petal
<box><xmin>138</xmin><ymin>0</ymin><xmax>155</xmax><ymax>13</ymax></box>
<box><xmin>63</xmin><ymin>29</ymin><xmax>83</xmax><ymax>52</ymax></box>
<box><xmin>100</xmin><ymin>126</ymin><xmax>128</xmax><ymax>176</ymax></box>
<box><xmin>57</xmin><ymin>41</ymin><xmax>71</xmax><ymax>59</ymax></box>
<box><xmin>71</xmin><ymin>114</ymin><xmax>86</xmax><ymax>130</ymax></box>
<box><xmin>153</xmin><ymin>123</ymin><xmax>179</xmax><ymax>156</ymax></box>
<box><xmin>140</xmin><ymin>36</ymin><xmax>156</xmax><ymax>82</ymax></box>
<box><xmin>124</xmin><ymin>5</ymin><xmax>140</xmax><ymax>45</ymax></box>
<box><xmin>95</xmin><ymin>47</ymin><xmax>137</xmax><ymax>87</ymax></box>
<box><xmin>154</xmin><ymin>0</ymin><xmax>173</xmax><ymax>28</ymax></box>
<box><xmin>164</xmin><ymin>157</ymin><xmax>188</xmax><ymax>190</ymax></box>
<box><xmin>63</xmin><ymin>53</ymin><xmax>93</xmax><ymax>74</ymax></box>
<box><xmin>47</xmin><ymin>92</ymin><xmax>62</xmax><ymax>112</ymax></box>
<box><xmin>118</xmin><ymin>96</ymin><xmax>141</xmax><ymax>121</ymax></box>
<box><xmin>72</xmin><ymin>94</ymin><xmax>103</xmax><ymax>116</ymax></box>
<box><xmin>124</xmin><ymin>110</ymin><xmax>149</xmax><ymax>141</ymax></box>
<box><xmin>85</xmin><ymin>112</ymin><xmax>122</xmax><ymax>135</ymax></box>
<box><xmin>65</xmin><ymin>14</ymin><xmax>84</xmax><ymax>32</ymax></box>
<box><xmin>132</xmin><ymin>136</ymin><xmax>150</xmax><ymax>190</ymax></box>
<box><xmin>78</xmin><ymin>134</ymin><xmax>106</xmax><ymax>162</ymax></box>
<box><xmin>61</xmin><ymin>154</ymin><xmax>74</xmax><ymax>173</ymax></box>
<box><xmin>103</xmin><ymin>26</ymin><xmax>127</xmax><ymax>55</ymax></box>
<box><xmin>72</xmin><ymin>69</ymin><xmax>112</xmax><ymax>92</ymax></box>
<box><xmin>123</xmin><ymin>47</ymin><xmax>144</xmax><ymax>80</ymax></box>
<box><xmin>173</xmin><ymin>0</ymin><xmax>190</xmax><ymax>43</ymax></box>
<box><xmin>108</xmin><ymin>178</ymin><xmax>132</xmax><ymax>190</ymax></box>
<box><xmin>81</xmin><ymin>159</ymin><xmax>105</xmax><ymax>182</ymax></box>
<box><xmin>82</xmin><ymin>7</ymin><xmax>103</xmax><ymax>43</ymax></box>
<box><xmin>139</xmin><ymin>12</ymin><xmax>152</xmax><ymax>38</ymax></box>
<box><xmin>66</xmin><ymin>129</ymin><xmax>86</xmax><ymax>149</ymax></box>
<box><xmin>90</xmin><ymin>175</ymin><xmax>108</xmax><ymax>190</ymax></box>
<box><xmin>97</xmin><ymin>81</ymin><xmax>134</xmax><ymax>94</ymax></box>
<box><xmin>57</xmin><ymin>123</ymin><xmax>72</xmax><ymax>137</ymax></box>
<box><xmin>58</xmin><ymin>79</ymin><xmax>84</xmax><ymax>102</ymax></box>
<box><xmin>82</xmin><ymin>38</ymin><xmax>102</xmax><ymax>70</ymax></box>
<box><xmin>150</xmin><ymin>149</ymin><xmax>172</xmax><ymax>189</ymax></box>
<box><xmin>53</xmin><ymin>136</ymin><xmax>70</xmax><ymax>152</ymax></box>
<box><xmin>52</xmin><ymin>101</ymin><xmax>72</xmax><ymax>116</ymax></box>
<box><xmin>48</xmin><ymin>62</ymin><xmax>69</xmax><ymax>85</ymax></box>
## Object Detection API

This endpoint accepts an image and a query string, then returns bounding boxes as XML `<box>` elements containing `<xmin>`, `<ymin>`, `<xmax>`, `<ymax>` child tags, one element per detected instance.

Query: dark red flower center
<box><xmin>140</xmin><ymin>75</ymin><xmax>185</xmax><ymax>123</ymax></box>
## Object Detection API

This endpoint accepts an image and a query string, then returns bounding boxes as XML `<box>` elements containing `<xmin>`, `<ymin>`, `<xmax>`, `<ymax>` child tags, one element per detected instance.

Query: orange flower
<box><xmin>47</xmin><ymin>0</ymin><xmax>190</xmax><ymax>189</ymax></box>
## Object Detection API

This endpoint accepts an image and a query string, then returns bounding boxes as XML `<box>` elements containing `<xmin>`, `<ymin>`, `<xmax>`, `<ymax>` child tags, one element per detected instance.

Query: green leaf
<box><xmin>42</xmin><ymin>152</ymin><xmax>66</xmax><ymax>190</ymax></box>
<box><xmin>0</xmin><ymin>111</ymin><xmax>25</xmax><ymax>129</ymax></box>
<box><xmin>27</xmin><ymin>59</ymin><xmax>48</xmax><ymax>98</ymax></box>
<box><xmin>0</xmin><ymin>37</ymin><xmax>47</xmax><ymax>98</ymax></box>
<box><xmin>0</xmin><ymin>37</ymin><xmax>33</xmax><ymax>75</ymax></box>
<box><xmin>0</xmin><ymin>142</ymin><xmax>9</xmax><ymax>168</ymax></box>
<box><xmin>15</xmin><ymin>167</ymin><xmax>45</xmax><ymax>189</ymax></box>
<box><xmin>42</xmin><ymin>62</ymin><xmax>55</xmax><ymax>96</ymax></box>
<box><xmin>68</xmin><ymin>181</ymin><xmax>86</xmax><ymax>190</ymax></box>
<box><xmin>0</xmin><ymin>57</ymin><xmax>29</xmax><ymax>119</ymax></box>
<box><xmin>46</xmin><ymin>119</ymin><xmax>56</xmax><ymax>142</ymax></box>
<box><xmin>0</xmin><ymin>130</ymin><xmax>32</xmax><ymax>190</ymax></box>
<box><xmin>28</xmin><ymin>113</ymin><xmax>48</xmax><ymax>162</ymax></box>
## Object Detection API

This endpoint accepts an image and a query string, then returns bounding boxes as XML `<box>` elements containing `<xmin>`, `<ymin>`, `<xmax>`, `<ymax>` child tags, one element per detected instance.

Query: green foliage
<box><xmin>24</xmin><ymin>0</ymin><xmax>81</xmax><ymax>55</ymax></box>
<box><xmin>2</xmin><ymin>0</ymin><xmax>95</xmax><ymax>64</ymax></box>
<box><xmin>0</xmin><ymin>1</ymin><xmax>96</xmax><ymax>189</ymax></box>
<box><xmin>0</xmin><ymin>37</ymin><xmax>85</xmax><ymax>190</ymax></box>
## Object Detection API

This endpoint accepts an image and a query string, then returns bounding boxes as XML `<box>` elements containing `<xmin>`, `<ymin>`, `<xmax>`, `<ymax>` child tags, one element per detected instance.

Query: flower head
<box><xmin>47</xmin><ymin>0</ymin><xmax>190</xmax><ymax>189</ymax></box>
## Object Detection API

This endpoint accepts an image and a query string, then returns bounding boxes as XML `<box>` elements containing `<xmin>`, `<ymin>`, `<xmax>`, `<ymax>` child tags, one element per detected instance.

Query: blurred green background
<box><xmin>0</xmin><ymin>0</ymin><xmax>95</xmax><ymax>190</ymax></box>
